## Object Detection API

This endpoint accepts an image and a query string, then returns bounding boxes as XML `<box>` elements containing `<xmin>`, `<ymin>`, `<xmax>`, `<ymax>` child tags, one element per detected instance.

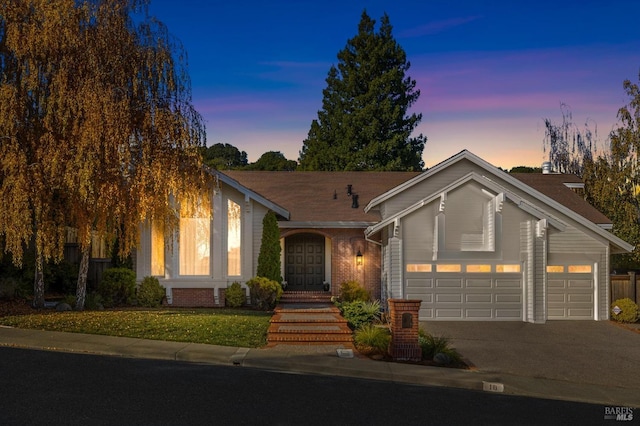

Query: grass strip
<box><xmin>0</xmin><ymin>308</ymin><xmax>272</xmax><ymax>348</ymax></box>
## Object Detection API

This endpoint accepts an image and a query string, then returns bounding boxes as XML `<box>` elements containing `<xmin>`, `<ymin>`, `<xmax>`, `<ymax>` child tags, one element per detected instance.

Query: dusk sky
<box><xmin>148</xmin><ymin>0</ymin><xmax>640</xmax><ymax>170</ymax></box>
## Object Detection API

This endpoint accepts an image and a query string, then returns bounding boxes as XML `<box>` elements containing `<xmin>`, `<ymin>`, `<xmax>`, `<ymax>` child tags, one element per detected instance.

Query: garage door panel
<box><xmin>495</xmin><ymin>294</ymin><xmax>521</xmax><ymax>303</ymax></box>
<box><xmin>495</xmin><ymin>309</ymin><xmax>522</xmax><ymax>318</ymax></box>
<box><xmin>407</xmin><ymin>278</ymin><xmax>432</xmax><ymax>289</ymax></box>
<box><xmin>419</xmin><ymin>308</ymin><xmax>433</xmax><ymax>319</ymax></box>
<box><xmin>465</xmin><ymin>309</ymin><xmax>492</xmax><ymax>318</ymax></box>
<box><xmin>436</xmin><ymin>279</ymin><xmax>463</xmax><ymax>288</ymax></box>
<box><xmin>466</xmin><ymin>294</ymin><xmax>492</xmax><ymax>303</ymax></box>
<box><xmin>436</xmin><ymin>293</ymin><xmax>463</xmax><ymax>303</ymax></box>
<box><xmin>435</xmin><ymin>308</ymin><xmax>463</xmax><ymax>318</ymax></box>
<box><xmin>568</xmin><ymin>294</ymin><xmax>592</xmax><ymax>303</ymax></box>
<box><xmin>548</xmin><ymin>280</ymin><xmax>565</xmax><ymax>289</ymax></box>
<box><xmin>495</xmin><ymin>280</ymin><xmax>520</xmax><ymax>288</ymax></box>
<box><xmin>548</xmin><ymin>294</ymin><xmax>566</xmax><ymax>303</ymax></box>
<box><xmin>406</xmin><ymin>286</ymin><xmax>431</xmax><ymax>295</ymax></box>
<box><xmin>548</xmin><ymin>274</ymin><xmax>594</xmax><ymax>320</ymax></box>
<box><xmin>410</xmin><ymin>272</ymin><xmax>522</xmax><ymax>321</ymax></box>
<box><xmin>568</xmin><ymin>280</ymin><xmax>592</xmax><ymax>289</ymax></box>
<box><xmin>568</xmin><ymin>308</ymin><xmax>593</xmax><ymax>317</ymax></box>
<box><xmin>548</xmin><ymin>308</ymin><xmax>565</xmax><ymax>317</ymax></box>
<box><xmin>466</xmin><ymin>279</ymin><xmax>492</xmax><ymax>288</ymax></box>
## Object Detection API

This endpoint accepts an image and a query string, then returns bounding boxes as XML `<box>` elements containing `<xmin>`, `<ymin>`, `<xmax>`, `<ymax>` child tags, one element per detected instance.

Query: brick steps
<box><xmin>267</xmin><ymin>292</ymin><xmax>353</xmax><ymax>347</ymax></box>
<box><xmin>279</xmin><ymin>291</ymin><xmax>333</xmax><ymax>304</ymax></box>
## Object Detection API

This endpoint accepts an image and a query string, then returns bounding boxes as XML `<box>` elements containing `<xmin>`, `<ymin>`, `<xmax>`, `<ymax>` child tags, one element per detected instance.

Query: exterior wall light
<box><xmin>356</xmin><ymin>249</ymin><xmax>363</xmax><ymax>266</ymax></box>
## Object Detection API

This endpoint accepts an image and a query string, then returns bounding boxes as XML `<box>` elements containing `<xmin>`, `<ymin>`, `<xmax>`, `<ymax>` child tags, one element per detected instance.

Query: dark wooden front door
<box><xmin>285</xmin><ymin>234</ymin><xmax>325</xmax><ymax>291</ymax></box>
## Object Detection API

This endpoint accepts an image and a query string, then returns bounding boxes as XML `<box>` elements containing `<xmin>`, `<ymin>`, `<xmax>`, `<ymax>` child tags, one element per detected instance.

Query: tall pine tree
<box><xmin>299</xmin><ymin>11</ymin><xmax>426</xmax><ymax>171</ymax></box>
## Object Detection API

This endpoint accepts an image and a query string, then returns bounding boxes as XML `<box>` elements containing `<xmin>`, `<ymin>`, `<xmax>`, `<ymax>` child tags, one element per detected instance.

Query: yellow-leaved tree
<box><xmin>0</xmin><ymin>0</ymin><xmax>209</xmax><ymax>309</ymax></box>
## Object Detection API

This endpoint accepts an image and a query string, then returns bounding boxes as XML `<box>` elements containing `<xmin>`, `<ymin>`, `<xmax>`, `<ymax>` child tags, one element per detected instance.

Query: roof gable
<box><xmin>364</xmin><ymin>150</ymin><xmax>632</xmax><ymax>253</ymax></box>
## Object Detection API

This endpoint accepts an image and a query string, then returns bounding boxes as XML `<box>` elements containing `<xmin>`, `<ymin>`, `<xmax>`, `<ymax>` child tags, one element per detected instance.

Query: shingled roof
<box><xmin>511</xmin><ymin>173</ymin><xmax>611</xmax><ymax>226</ymax></box>
<box><xmin>221</xmin><ymin>168</ymin><xmax>611</xmax><ymax>228</ymax></box>
<box><xmin>221</xmin><ymin>171</ymin><xmax>420</xmax><ymax>225</ymax></box>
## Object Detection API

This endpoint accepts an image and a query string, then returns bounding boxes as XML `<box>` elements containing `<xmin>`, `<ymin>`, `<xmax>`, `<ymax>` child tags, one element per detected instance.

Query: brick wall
<box><xmin>388</xmin><ymin>299</ymin><xmax>422</xmax><ymax>361</ymax></box>
<box><xmin>282</xmin><ymin>228</ymin><xmax>382</xmax><ymax>300</ymax></box>
<box><xmin>171</xmin><ymin>288</ymin><xmax>218</xmax><ymax>307</ymax></box>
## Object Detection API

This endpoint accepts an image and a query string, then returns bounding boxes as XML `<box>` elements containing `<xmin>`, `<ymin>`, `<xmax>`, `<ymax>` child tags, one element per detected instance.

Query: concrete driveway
<box><xmin>421</xmin><ymin>320</ymin><xmax>640</xmax><ymax>391</ymax></box>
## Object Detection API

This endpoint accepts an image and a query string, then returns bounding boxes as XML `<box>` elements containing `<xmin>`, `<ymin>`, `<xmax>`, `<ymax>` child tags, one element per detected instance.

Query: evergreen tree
<box><xmin>256</xmin><ymin>211</ymin><xmax>282</xmax><ymax>284</ymax></box>
<box><xmin>299</xmin><ymin>11</ymin><xmax>426</xmax><ymax>171</ymax></box>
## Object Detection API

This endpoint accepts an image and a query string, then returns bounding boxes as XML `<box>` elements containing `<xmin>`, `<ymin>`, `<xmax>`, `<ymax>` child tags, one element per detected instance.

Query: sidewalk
<box><xmin>1</xmin><ymin>325</ymin><xmax>638</xmax><ymax>408</ymax></box>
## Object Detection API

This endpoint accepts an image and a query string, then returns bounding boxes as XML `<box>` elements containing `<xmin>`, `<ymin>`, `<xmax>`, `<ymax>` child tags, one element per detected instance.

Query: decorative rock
<box><xmin>55</xmin><ymin>302</ymin><xmax>72</xmax><ymax>312</ymax></box>
<box><xmin>433</xmin><ymin>352</ymin><xmax>451</xmax><ymax>365</ymax></box>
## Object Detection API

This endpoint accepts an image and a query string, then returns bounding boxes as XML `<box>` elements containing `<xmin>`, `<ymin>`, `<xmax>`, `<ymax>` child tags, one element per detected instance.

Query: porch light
<box><xmin>356</xmin><ymin>249</ymin><xmax>363</xmax><ymax>266</ymax></box>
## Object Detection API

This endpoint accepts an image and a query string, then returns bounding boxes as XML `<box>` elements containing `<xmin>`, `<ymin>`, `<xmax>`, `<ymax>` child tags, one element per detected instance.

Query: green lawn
<box><xmin>0</xmin><ymin>308</ymin><xmax>272</xmax><ymax>348</ymax></box>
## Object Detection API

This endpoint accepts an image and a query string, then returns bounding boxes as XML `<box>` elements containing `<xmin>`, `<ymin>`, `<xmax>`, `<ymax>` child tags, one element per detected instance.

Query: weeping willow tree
<box><xmin>0</xmin><ymin>0</ymin><xmax>208</xmax><ymax>309</ymax></box>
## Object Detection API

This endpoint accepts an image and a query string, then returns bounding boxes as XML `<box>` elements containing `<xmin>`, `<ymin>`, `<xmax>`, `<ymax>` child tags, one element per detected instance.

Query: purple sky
<box><xmin>148</xmin><ymin>0</ymin><xmax>640</xmax><ymax>169</ymax></box>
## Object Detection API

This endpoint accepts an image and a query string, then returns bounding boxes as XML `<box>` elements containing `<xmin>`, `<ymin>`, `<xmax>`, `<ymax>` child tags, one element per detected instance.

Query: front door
<box><xmin>285</xmin><ymin>234</ymin><xmax>325</xmax><ymax>291</ymax></box>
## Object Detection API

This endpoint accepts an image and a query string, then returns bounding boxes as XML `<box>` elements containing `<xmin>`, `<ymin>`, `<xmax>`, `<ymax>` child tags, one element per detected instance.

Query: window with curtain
<box><xmin>227</xmin><ymin>199</ymin><xmax>241</xmax><ymax>276</ymax></box>
<box><xmin>151</xmin><ymin>220</ymin><xmax>165</xmax><ymax>276</ymax></box>
<box><xmin>179</xmin><ymin>201</ymin><xmax>211</xmax><ymax>276</ymax></box>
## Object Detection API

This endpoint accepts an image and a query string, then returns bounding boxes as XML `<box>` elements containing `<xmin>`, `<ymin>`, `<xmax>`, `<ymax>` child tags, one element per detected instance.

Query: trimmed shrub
<box><xmin>339</xmin><ymin>280</ymin><xmax>370</xmax><ymax>302</ymax></box>
<box><xmin>354</xmin><ymin>323</ymin><xmax>390</xmax><ymax>356</ymax></box>
<box><xmin>84</xmin><ymin>292</ymin><xmax>104</xmax><ymax>310</ymax></box>
<box><xmin>137</xmin><ymin>276</ymin><xmax>166</xmax><ymax>308</ymax></box>
<box><xmin>611</xmin><ymin>298</ymin><xmax>639</xmax><ymax>323</ymax></box>
<box><xmin>246</xmin><ymin>276</ymin><xmax>283</xmax><ymax>310</ymax></box>
<box><xmin>418</xmin><ymin>328</ymin><xmax>461</xmax><ymax>364</ymax></box>
<box><xmin>97</xmin><ymin>268</ymin><xmax>136</xmax><ymax>308</ymax></box>
<box><xmin>256</xmin><ymin>211</ymin><xmax>282</xmax><ymax>284</ymax></box>
<box><xmin>225</xmin><ymin>282</ymin><xmax>246</xmax><ymax>308</ymax></box>
<box><xmin>338</xmin><ymin>300</ymin><xmax>381</xmax><ymax>330</ymax></box>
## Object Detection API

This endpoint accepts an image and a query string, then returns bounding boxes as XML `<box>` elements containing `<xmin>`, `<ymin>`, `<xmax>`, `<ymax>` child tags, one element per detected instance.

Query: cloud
<box><xmin>399</xmin><ymin>16</ymin><xmax>483</xmax><ymax>38</ymax></box>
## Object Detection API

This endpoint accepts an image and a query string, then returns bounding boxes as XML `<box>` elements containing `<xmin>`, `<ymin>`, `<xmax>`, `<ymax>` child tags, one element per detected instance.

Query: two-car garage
<box><xmin>405</xmin><ymin>263</ymin><xmax>595</xmax><ymax>321</ymax></box>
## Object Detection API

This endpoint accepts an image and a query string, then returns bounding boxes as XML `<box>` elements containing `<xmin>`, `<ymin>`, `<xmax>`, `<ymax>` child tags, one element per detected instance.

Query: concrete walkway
<box><xmin>1</xmin><ymin>321</ymin><xmax>639</xmax><ymax>408</ymax></box>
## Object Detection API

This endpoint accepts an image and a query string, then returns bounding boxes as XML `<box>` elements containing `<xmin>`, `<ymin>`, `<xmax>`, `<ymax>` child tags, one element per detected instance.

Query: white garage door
<box><xmin>547</xmin><ymin>271</ymin><xmax>594</xmax><ymax>320</ymax></box>
<box><xmin>407</xmin><ymin>273</ymin><xmax>523</xmax><ymax>321</ymax></box>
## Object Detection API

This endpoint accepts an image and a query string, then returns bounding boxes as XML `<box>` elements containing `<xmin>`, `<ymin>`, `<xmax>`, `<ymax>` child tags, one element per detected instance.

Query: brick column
<box><xmin>388</xmin><ymin>299</ymin><xmax>422</xmax><ymax>361</ymax></box>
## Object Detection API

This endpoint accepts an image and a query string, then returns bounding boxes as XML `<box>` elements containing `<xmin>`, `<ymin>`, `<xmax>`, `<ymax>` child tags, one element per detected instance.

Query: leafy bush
<box><xmin>354</xmin><ymin>323</ymin><xmax>390</xmax><ymax>356</ymax></box>
<box><xmin>84</xmin><ymin>292</ymin><xmax>104</xmax><ymax>310</ymax></box>
<box><xmin>0</xmin><ymin>277</ymin><xmax>21</xmax><ymax>300</ymax></box>
<box><xmin>97</xmin><ymin>268</ymin><xmax>136</xmax><ymax>307</ymax></box>
<box><xmin>48</xmin><ymin>261</ymin><xmax>79</xmax><ymax>295</ymax></box>
<box><xmin>246</xmin><ymin>276</ymin><xmax>282</xmax><ymax>310</ymax></box>
<box><xmin>418</xmin><ymin>328</ymin><xmax>461</xmax><ymax>364</ymax></box>
<box><xmin>62</xmin><ymin>294</ymin><xmax>77</xmax><ymax>308</ymax></box>
<box><xmin>611</xmin><ymin>298</ymin><xmax>639</xmax><ymax>323</ymax></box>
<box><xmin>338</xmin><ymin>300</ymin><xmax>381</xmax><ymax>330</ymax></box>
<box><xmin>137</xmin><ymin>276</ymin><xmax>166</xmax><ymax>307</ymax></box>
<box><xmin>339</xmin><ymin>280</ymin><xmax>370</xmax><ymax>302</ymax></box>
<box><xmin>225</xmin><ymin>282</ymin><xmax>246</xmax><ymax>308</ymax></box>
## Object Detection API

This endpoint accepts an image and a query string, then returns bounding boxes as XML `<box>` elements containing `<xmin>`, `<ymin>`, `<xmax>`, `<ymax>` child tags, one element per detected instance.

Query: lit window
<box><xmin>568</xmin><ymin>265</ymin><xmax>592</xmax><ymax>273</ymax></box>
<box><xmin>91</xmin><ymin>233</ymin><xmax>108</xmax><ymax>259</ymax></box>
<box><xmin>227</xmin><ymin>199</ymin><xmax>241</xmax><ymax>276</ymax></box>
<box><xmin>180</xmin><ymin>201</ymin><xmax>210</xmax><ymax>276</ymax></box>
<box><xmin>496</xmin><ymin>264</ymin><xmax>521</xmax><ymax>273</ymax></box>
<box><xmin>546</xmin><ymin>265</ymin><xmax>564</xmax><ymax>273</ymax></box>
<box><xmin>406</xmin><ymin>264</ymin><xmax>432</xmax><ymax>272</ymax></box>
<box><xmin>151</xmin><ymin>220</ymin><xmax>165</xmax><ymax>276</ymax></box>
<box><xmin>436</xmin><ymin>264</ymin><xmax>462</xmax><ymax>272</ymax></box>
<box><xmin>467</xmin><ymin>264</ymin><xmax>491</xmax><ymax>273</ymax></box>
